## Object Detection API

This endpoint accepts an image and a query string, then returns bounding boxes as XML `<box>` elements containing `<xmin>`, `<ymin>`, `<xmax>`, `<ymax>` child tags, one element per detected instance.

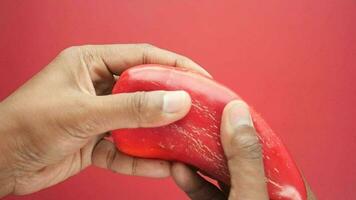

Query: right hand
<box><xmin>171</xmin><ymin>100</ymin><xmax>316</xmax><ymax>199</ymax></box>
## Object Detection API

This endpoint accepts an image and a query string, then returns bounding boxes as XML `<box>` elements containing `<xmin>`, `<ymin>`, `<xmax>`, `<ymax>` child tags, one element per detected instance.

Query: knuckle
<box><xmin>76</xmin><ymin>117</ymin><xmax>99</xmax><ymax>137</ymax></box>
<box><xmin>138</xmin><ymin>43</ymin><xmax>157</xmax><ymax>64</ymax></box>
<box><xmin>139</xmin><ymin>43</ymin><xmax>155</xmax><ymax>49</ymax></box>
<box><xmin>51</xmin><ymin>46</ymin><xmax>81</xmax><ymax>69</ymax></box>
<box><xmin>78</xmin><ymin>46</ymin><xmax>102</xmax><ymax>69</ymax></box>
<box><xmin>61</xmin><ymin>98</ymin><xmax>99</xmax><ymax>138</ymax></box>
<box><xmin>74</xmin><ymin>97</ymin><xmax>93</xmax><ymax>115</ymax></box>
<box><xmin>130</xmin><ymin>92</ymin><xmax>150</xmax><ymax>125</ymax></box>
<box><xmin>229</xmin><ymin>126</ymin><xmax>262</xmax><ymax>160</ymax></box>
<box><xmin>138</xmin><ymin>43</ymin><xmax>157</xmax><ymax>54</ymax></box>
<box><xmin>59</xmin><ymin>46</ymin><xmax>80</xmax><ymax>57</ymax></box>
<box><xmin>79</xmin><ymin>44</ymin><xmax>95</xmax><ymax>50</ymax></box>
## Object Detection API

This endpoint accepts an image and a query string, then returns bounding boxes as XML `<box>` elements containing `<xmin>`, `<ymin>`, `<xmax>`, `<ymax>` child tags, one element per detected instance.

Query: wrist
<box><xmin>0</xmin><ymin>102</ymin><xmax>17</xmax><ymax>197</ymax></box>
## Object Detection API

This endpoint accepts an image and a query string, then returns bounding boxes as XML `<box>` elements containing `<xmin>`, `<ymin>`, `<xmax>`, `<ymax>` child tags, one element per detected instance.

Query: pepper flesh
<box><xmin>112</xmin><ymin>65</ymin><xmax>307</xmax><ymax>200</ymax></box>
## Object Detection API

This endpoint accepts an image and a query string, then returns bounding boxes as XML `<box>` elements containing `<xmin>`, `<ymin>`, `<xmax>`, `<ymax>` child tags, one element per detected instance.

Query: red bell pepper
<box><xmin>112</xmin><ymin>65</ymin><xmax>307</xmax><ymax>200</ymax></box>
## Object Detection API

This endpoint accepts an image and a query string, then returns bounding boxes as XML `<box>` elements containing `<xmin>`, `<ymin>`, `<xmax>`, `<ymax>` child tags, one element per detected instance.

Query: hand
<box><xmin>0</xmin><ymin>44</ymin><xmax>210</xmax><ymax>197</ymax></box>
<box><xmin>171</xmin><ymin>100</ymin><xmax>316</xmax><ymax>200</ymax></box>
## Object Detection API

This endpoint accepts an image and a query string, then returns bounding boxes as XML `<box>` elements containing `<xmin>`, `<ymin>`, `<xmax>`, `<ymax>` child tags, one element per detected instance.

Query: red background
<box><xmin>1</xmin><ymin>0</ymin><xmax>355</xmax><ymax>199</ymax></box>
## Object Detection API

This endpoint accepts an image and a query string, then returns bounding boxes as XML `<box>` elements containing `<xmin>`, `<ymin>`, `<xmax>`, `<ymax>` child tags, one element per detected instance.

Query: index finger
<box><xmin>78</xmin><ymin>43</ymin><xmax>212</xmax><ymax>77</ymax></box>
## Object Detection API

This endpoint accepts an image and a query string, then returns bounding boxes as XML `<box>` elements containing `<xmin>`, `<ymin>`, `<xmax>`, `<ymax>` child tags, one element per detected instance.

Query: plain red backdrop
<box><xmin>0</xmin><ymin>0</ymin><xmax>355</xmax><ymax>199</ymax></box>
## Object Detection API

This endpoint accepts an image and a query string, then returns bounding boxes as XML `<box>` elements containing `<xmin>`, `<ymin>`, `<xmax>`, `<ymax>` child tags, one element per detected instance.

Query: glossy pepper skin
<box><xmin>112</xmin><ymin>65</ymin><xmax>307</xmax><ymax>200</ymax></box>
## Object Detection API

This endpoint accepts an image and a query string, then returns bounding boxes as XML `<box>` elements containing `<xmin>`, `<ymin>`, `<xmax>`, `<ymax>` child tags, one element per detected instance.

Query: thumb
<box><xmin>220</xmin><ymin>100</ymin><xmax>268</xmax><ymax>200</ymax></box>
<box><xmin>74</xmin><ymin>90</ymin><xmax>191</xmax><ymax>136</ymax></box>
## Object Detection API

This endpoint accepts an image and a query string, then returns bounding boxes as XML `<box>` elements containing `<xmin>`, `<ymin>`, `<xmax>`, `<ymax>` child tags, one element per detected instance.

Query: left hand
<box><xmin>0</xmin><ymin>44</ymin><xmax>210</xmax><ymax>197</ymax></box>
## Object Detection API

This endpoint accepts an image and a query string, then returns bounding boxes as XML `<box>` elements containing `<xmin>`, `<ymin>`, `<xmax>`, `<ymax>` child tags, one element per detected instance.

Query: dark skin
<box><xmin>171</xmin><ymin>101</ymin><xmax>316</xmax><ymax>200</ymax></box>
<box><xmin>0</xmin><ymin>44</ymin><xmax>315</xmax><ymax>199</ymax></box>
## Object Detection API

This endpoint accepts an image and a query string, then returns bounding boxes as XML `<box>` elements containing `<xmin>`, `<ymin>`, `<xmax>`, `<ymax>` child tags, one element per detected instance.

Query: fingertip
<box><xmin>162</xmin><ymin>90</ymin><xmax>191</xmax><ymax>114</ymax></box>
<box><xmin>220</xmin><ymin>100</ymin><xmax>261</xmax><ymax>160</ymax></box>
<box><xmin>94</xmin><ymin>90</ymin><xmax>192</xmax><ymax>131</ymax></box>
<box><xmin>224</xmin><ymin>99</ymin><xmax>248</xmax><ymax>109</ymax></box>
<box><xmin>171</xmin><ymin>162</ymin><xmax>198</xmax><ymax>191</ymax></box>
<box><xmin>171</xmin><ymin>162</ymin><xmax>192</xmax><ymax>179</ymax></box>
<box><xmin>229</xmin><ymin>101</ymin><xmax>253</xmax><ymax>128</ymax></box>
<box><xmin>220</xmin><ymin>104</ymin><xmax>267</xmax><ymax>200</ymax></box>
<box><xmin>157</xmin><ymin>90</ymin><xmax>192</xmax><ymax>126</ymax></box>
<box><xmin>221</xmin><ymin>100</ymin><xmax>254</xmax><ymax>136</ymax></box>
<box><xmin>191</xmin><ymin>64</ymin><xmax>213</xmax><ymax>78</ymax></box>
<box><xmin>202</xmin><ymin>69</ymin><xmax>213</xmax><ymax>78</ymax></box>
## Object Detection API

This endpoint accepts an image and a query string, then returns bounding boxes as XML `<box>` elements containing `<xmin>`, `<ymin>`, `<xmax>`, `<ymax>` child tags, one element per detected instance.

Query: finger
<box><xmin>72</xmin><ymin>90</ymin><xmax>191</xmax><ymax>137</ymax></box>
<box><xmin>220</xmin><ymin>100</ymin><xmax>269</xmax><ymax>200</ymax></box>
<box><xmin>92</xmin><ymin>139</ymin><xmax>171</xmax><ymax>178</ymax></box>
<box><xmin>171</xmin><ymin>162</ymin><xmax>225</xmax><ymax>200</ymax></box>
<box><xmin>68</xmin><ymin>43</ymin><xmax>211</xmax><ymax>77</ymax></box>
<box><xmin>59</xmin><ymin>44</ymin><xmax>211</xmax><ymax>95</ymax></box>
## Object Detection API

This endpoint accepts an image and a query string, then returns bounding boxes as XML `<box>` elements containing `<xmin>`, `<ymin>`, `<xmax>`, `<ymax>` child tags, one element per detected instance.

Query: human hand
<box><xmin>0</xmin><ymin>44</ymin><xmax>210</xmax><ymax>197</ymax></box>
<box><xmin>171</xmin><ymin>100</ymin><xmax>316</xmax><ymax>200</ymax></box>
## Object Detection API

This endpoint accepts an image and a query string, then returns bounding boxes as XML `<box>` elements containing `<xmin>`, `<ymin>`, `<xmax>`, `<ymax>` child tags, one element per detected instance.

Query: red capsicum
<box><xmin>112</xmin><ymin>65</ymin><xmax>307</xmax><ymax>200</ymax></box>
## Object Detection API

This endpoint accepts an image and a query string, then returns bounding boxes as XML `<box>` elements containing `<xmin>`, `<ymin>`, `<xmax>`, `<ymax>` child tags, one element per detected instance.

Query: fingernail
<box><xmin>229</xmin><ymin>100</ymin><xmax>253</xmax><ymax>128</ymax></box>
<box><xmin>163</xmin><ymin>91</ymin><xmax>191</xmax><ymax>113</ymax></box>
